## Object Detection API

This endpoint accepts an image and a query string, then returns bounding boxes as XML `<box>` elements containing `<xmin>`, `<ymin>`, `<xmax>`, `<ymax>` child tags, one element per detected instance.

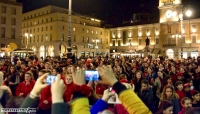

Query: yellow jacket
<box><xmin>119</xmin><ymin>89</ymin><xmax>152</xmax><ymax>114</ymax></box>
<box><xmin>69</xmin><ymin>97</ymin><xmax>90</xmax><ymax>114</ymax></box>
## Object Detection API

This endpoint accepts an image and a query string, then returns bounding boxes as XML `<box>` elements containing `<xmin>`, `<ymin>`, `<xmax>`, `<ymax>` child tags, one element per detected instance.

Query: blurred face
<box><xmin>189</xmin><ymin>64</ymin><xmax>193</xmax><ymax>69</ymax></box>
<box><xmin>171</xmin><ymin>66</ymin><xmax>175</xmax><ymax>71</ymax></box>
<box><xmin>28</xmin><ymin>62</ymin><xmax>32</xmax><ymax>67</ymax></box>
<box><xmin>38</xmin><ymin>72</ymin><xmax>44</xmax><ymax>78</ymax></box>
<box><xmin>182</xmin><ymin>100</ymin><xmax>192</xmax><ymax>108</ymax></box>
<box><xmin>163</xmin><ymin>106</ymin><xmax>173</xmax><ymax>114</ymax></box>
<box><xmin>177</xmin><ymin>84</ymin><xmax>183</xmax><ymax>91</ymax></box>
<box><xmin>141</xmin><ymin>83</ymin><xmax>148</xmax><ymax>91</ymax></box>
<box><xmin>45</xmin><ymin>64</ymin><xmax>50</xmax><ymax>69</ymax></box>
<box><xmin>67</xmin><ymin>67</ymin><xmax>72</xmax><ymax>74</ymax></box>
<box><xmin>180</xmin><ymin>68</ymin><xmax>185</xmax><ymax>73</ymax></box>
<box><xmin>177</xmin><ymin>76</ymin><xmax>183</xmax><ymax>80</ymax></box>
<box><xmin>136</xmin><ymin>72</ymin><xmax>141</xmax><ymax>79</ymax></box>
<box><xmin>184</xmin><ymin>87</ymin><xmax>190</xmax><ymax>92</ymax></box>
<box><xmin>52</xmin><ymin>69</ymin><xmax>58</xmax><ymax>76</ymax></box>
<box><xmin>116</xmin><ymin>66</ymin><xmax>121</xmax><ymax>71</ymax></box>
<box><xmin>66</xmin><ymin>75</ymin><xmax>73</xmax><ymax>84</ymax></box>
<box><xmin>167</xmin><ymin>78</ymin><xmax>172</xmax><ymax>83</ymax></box>
<box><xmin>189</xmin><ymin>81</ymin><xmax>193</xmax><ymax>86</ymax></box>
<box><xmin>25</xmin><ymin>74</ymin><xmax>31</xmax><ymax>82</ymax></box>
<box><xmin>10</xmin><ymin>67</ymin><xmax>15</xmax><ymax>73</ymax></box>
<box><xmin>166</xmin><ymin>88</ymin><xmax>172</xmax><ymax>98</ymax></box>
<box><xmin>193</xmin><ymin>93</ymin><xmax>200</xmax><ymax>102</ymax></box>
<box><xmin>147</xmin><ymin>68</ymin><xmax>151</xmax><ymax>73</ymax></box>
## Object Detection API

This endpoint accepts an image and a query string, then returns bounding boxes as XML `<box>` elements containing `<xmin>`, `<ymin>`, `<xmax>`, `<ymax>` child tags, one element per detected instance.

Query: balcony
<box><xmin>163</xmin><ymin>44</ymin><xmax>176</xmax><ymax>48</ymax></box>
<box><xmin>163</xmin><ymin>1</ymin><xmax>173</xmax><ymax>6</ymax></box>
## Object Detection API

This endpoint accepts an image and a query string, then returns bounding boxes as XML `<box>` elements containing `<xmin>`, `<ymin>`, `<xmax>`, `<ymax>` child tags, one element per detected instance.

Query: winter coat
<box><xmin>16</xmin><ymin>80</ymin><xmax>35</xmax><ymax>97</ymax></box>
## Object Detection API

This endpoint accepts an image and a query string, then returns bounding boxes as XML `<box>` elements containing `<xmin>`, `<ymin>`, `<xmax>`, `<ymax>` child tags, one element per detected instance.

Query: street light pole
<box><xmin>93</xmin><ymin>39</ymin><xmax>99</xmax><ymax>56</ymax></box>
<box><xmin>67</xmin><ymin>0</ymin><xmax>72</xmax><ymax>57</ymax></box>
<box><xmin>25</xmin><ymin>33</ymin><xmax>32</xmax><ymax>57</ymax></box>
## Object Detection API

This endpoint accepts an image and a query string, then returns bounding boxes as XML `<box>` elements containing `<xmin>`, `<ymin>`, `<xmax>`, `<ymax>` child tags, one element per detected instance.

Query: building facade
<box><xmin>0</xmin><ymin>0</ymin><xmax>22</xmax><ymax>57</ymax></box>
<box><xmin>22</xmin><ymin>5</ymin><xmax>110</xmax><ymax>58</ymax></box>
<box><xmin>110</xmin><ymin>0</ymin><xmax>200</xmax><ymax>59</ymax></box>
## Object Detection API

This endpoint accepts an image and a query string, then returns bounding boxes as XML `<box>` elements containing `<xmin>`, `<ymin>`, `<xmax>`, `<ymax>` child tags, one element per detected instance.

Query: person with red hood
<box><xmin>63</xmin><ymin>73</ymin><xmax>92</xmax><ymax>102</ymax></box>
<box><xmin>63</xmin><ymin>74</ymin><xmax>75</xmax><ymax>102</ymax></box>
<box><xmin>176</xmin><ymin>72</ymin><xmax>185</xmax><ymax>83</ymax></box>
<box><xmin>16</xmin><ymin>72</ymin><xmax>35</xmax><ymax>97</ymax></box>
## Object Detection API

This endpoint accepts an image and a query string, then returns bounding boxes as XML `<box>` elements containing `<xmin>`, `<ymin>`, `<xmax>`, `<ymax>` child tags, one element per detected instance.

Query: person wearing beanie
<box><xmin>184</xmin><ymin>83</ymin><xmax>192</xmax><ymax>99</ymax></box>
<box><xmin>175</xmin><ymin>81</ymin><xmax>186</xmax><ymax>103</ymax></box>
<box><xmin>176</xmin><ymin>72</ymin><xmax>184</xmax><ymax>83</ymax></box>
<box><xmin>191</xmin><ymin>90</ymin><xmax>200</xmax><ymax>107</ymax></box>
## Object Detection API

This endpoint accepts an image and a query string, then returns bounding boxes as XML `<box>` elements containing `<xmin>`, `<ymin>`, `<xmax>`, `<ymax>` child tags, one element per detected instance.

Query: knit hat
<box><xmin>152</xmin><ymin>73</ymin><xmax>158</xmax><ymax>79</ymax></box>
<box><xmin>184</xmin><ymin>83</ymin><xmax>190</xmax><ymax>87</ymax></box>
<box><xmin>177</xmin><ymin>72</ymin><xmax>183</xmax><ymax>77</ymax></box>
<box><xmin>191</xmin><ymin>90</ymin><xmax>200</xmax><ymax>96</ymax></box>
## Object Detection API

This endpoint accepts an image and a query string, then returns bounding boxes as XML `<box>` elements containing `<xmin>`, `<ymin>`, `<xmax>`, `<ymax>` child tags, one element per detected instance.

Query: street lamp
<box><xmin>25</xmin><ymin>33</ymin><xmax>32</xmax><ymax>56</ymax></box>
<box><xmin>67</xmin><ymin>0</ymin><xmax>72</xmax><ymax>57</ymax></box>
<box><xmin>128</xmin><ymin>42</ymin><xmax>132</xmax><ymax>52</ymax></box>
<box><xmin>93</xmin><ymin>39</ymin><xmax>99</xmax><ymax>56</ymax></box>
<box><xmin>171</xmin><ymin>5</ymin><xmax>192</xmax><ymax>58</ymax></box>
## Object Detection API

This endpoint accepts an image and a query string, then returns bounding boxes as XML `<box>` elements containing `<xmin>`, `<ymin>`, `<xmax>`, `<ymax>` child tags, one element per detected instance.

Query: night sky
<box><xmin>17</xmin><ymin>0</ymin><xmax>200</xmax><ymax>26</ymax></box>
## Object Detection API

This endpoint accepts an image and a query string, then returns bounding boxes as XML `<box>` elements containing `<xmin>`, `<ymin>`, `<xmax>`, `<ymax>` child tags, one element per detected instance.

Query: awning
<box><xmin>180</xmin><ymin>48</ymin><xmax>198</xmax><ymax>52</ymax></box>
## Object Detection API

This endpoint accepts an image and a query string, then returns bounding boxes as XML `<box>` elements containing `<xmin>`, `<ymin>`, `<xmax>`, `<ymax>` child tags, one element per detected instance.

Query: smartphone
<box><xmin>85</xmin><ymin>70</ymin><xmax>99</xmax><ymax>81</ymax></box>
<box><xmin>109</xmin><ymin>86</ymin><xmax>112</xmax><ymax>92</ymax></box>
<box><xmin>46</xmin><ymin>75</ymin><xmax>57</xmax><ymax>85</ymax></box>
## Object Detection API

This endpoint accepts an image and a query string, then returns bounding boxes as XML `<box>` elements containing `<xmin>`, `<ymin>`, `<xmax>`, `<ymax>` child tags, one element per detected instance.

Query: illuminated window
<box><xmin>192</xmin><ymin>35</ymin><xmax>196</xmax><ymax>43</ymax></box>
<box><xmin>192</xmin><ymin>25</ymin><xmax>196</xmax><ymax>32</ymax></box>
<box><xmin>73</xmin><ymin>28</ymin><xmax>76</xmax><ymax>31</ymax></box>
<box><xmin>181</xmin><ymin>36</ymin><xmax>185</xmax><ymax>43</ymax></box>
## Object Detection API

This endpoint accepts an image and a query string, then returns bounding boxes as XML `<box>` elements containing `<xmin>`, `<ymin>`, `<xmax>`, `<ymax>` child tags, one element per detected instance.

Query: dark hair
<box><xmin>39</xmin><ymin>69</ymin><xmax>51</xmax><ymax>74</ymax></box>
<box><xmin>53</xmin><ymin>67</ymin><xmax>61</xmax><ymax>73</ymax></box>
<box><xmin>156</xmin><ymin>101</ymin><xmax>173</xmax><ymax>114</ymax></box>
<box><xmin>141</xmin><ymin>79</ymin><xmax>149</xmax><ymax>85</ymax></box>
<box><xmin>175</xmin><ymin>81</ymin><xmax>183</xmax><ymax>87</ymax></box>
<box><xmin>185</xmin><ymin>107</ymin><xmax>200</xmax><ymax>114</ymax></box>
<box><xmin>192</xmin><ymin>90</ymin><xmax>200</xmax><ymax>96</ymax></box>
<box><xmin>181</xmin><ymin>97</ymin><xmax>191</xmax><ymax>105</ymax></box>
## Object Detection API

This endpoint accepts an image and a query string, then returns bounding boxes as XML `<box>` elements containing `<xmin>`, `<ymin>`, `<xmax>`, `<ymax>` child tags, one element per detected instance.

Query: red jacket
<box><xmin>176</xmin><ymin>90</ymin><xmax>186</xmax><ymax>102</ymax></box>
<box><xmin>114</xmin><ymin>104</ymin><xmax>129</xmax><ymax>114</ymax></box>
<box><xmin>95</xmin><ymin>84</ymin><xmax>108</xmax><ymax>95</ymax></box>
<box><xmin>63</xmin><ymin>83</ymin><xmax>76</xmax><ymax>102</ymax></box>
<box><xmin>16</xmin><ymin>80</ymin><xmax>35</xmax><ymax>97</ymax></box>
<box><xmin>38</xmin><ymin>85</ymin><xmax>52</xmax><ymax>109</ymax></box>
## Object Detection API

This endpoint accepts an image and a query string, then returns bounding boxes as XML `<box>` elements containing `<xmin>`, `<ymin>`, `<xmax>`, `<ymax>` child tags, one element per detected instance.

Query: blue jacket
<box><xmin>90</xmin><ymin>99</ymin><xmax>108</xmax><ymax>114</ymax></box>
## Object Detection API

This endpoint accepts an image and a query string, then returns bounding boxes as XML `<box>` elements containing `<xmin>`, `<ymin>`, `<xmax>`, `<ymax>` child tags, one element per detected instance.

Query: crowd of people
<box><xmin>0</xmin><ymin>54</ymin><xmax>200</xmax><ymax>114</ymax></box>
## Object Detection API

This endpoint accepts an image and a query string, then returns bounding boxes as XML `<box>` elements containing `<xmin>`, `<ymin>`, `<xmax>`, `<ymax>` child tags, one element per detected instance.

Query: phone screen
<box><xmin>46</xmin><ymin>75</ymin><xmax>57</xmax><ymax>85</ymax></box>
<box><xmin>85</xmin><ymin>70</ymin><xmax>99</xmax><ymax>81</ymax></box>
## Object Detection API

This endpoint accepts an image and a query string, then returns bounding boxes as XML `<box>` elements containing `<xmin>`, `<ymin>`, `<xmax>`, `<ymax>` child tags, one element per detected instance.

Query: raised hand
<box><xmin>71</xmin><ymin>67</ymin><xmax>86</xmax><ymax>86</ymax></box>
<box><xmin>31</xmin><ymin>73</ymin><xmax>49</xmax><ymax>96</ymax></box>
<box><xmin>97</xmin><ymin>65</ymin><xmax>118</xmax><ymax>86</ymax></box>
<box><xmin>102</xmin><ymin>89</ymin><xmax>115</xmax><ymax>102</ymax></box>
<box><xmin>51</xmin><ymin>74</ymin><xmax>66</xmax><ymax>103</ymax></box>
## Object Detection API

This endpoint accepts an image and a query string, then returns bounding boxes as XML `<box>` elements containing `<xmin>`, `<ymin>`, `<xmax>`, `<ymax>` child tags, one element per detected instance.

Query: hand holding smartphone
<box><xmin>107</xmin><ymin>86</ymin><xmax>121</xmax><ymax>104</ymax></box>
<box><xmin>46</xmin><ymin>75</ymin><xmax>57</xmax><ymax>85</ymax></box>
<box><xmin>85</xmin><ymin>70</ymin><xmax>99</xmax><ymax>81</ymax></box>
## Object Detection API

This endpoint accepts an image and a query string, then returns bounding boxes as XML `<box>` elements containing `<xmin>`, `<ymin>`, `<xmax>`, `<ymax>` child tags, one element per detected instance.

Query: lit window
<box><xmin>73</xmin><ymin>28</ymin><xmax>76</xmax><ymax>31</ymax></box>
